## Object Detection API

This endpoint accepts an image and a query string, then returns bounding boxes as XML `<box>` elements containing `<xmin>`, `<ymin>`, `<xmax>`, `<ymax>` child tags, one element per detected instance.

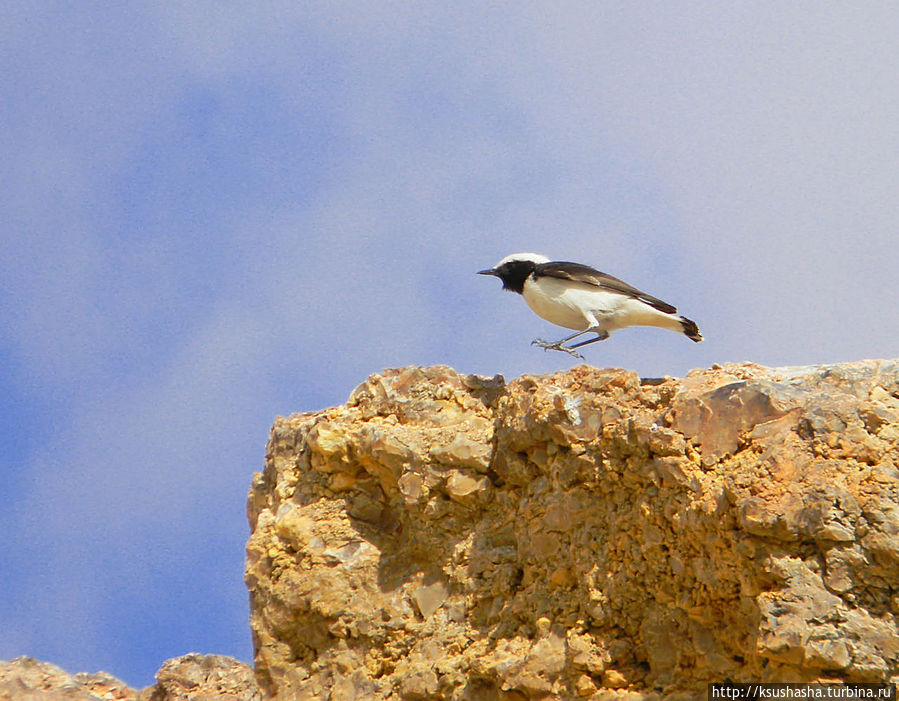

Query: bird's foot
<box><xmin>530</xmin><ymin>338</ymin><xmax>585</xmax><ymax>360</ymax></box>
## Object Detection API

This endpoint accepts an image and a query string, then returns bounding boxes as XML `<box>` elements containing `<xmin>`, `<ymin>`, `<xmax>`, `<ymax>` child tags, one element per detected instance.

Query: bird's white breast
<box><xmin>521</xmin><ymin>276</ymin><xmax>614</xmax><ymax>330</ymax></box>
<box><xmin>521</xmin><ymin>275</ymin><xmax>679</xmax><ymax>332</ymax></box>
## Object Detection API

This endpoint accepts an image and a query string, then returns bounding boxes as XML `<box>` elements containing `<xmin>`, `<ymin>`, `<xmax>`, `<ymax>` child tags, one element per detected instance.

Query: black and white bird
<box><xmin>478</xmin><ymin>252</ymin><xmax>702</xmax><ymax>358</ymax></box>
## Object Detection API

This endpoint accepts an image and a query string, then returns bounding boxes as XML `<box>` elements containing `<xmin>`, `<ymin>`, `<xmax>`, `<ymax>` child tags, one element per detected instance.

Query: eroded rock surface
<box><xmin>148</xmin><ymin>654</ymin><xmax>261</xmax><ymax>700</ymax></box>
<box><xmin>0</xmin><ymin>656</ymin><xmax>138</xmax><ymax>700</ymax></box>
<box><xmin>0</xmin><ymin>654</ymin><xmax>260</xmax><ymax>701</ymax></box>
<box><xmin>246</xmin><ymin>361</ymin><xmax>899</xmax><ymax>698</ymax></box>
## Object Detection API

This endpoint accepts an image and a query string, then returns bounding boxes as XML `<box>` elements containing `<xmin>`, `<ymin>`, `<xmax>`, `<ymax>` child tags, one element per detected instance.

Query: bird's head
<box><xmin>478</xmin><ymin>252</ymin><xmax>549</xmax><ymax>294</ymax></box>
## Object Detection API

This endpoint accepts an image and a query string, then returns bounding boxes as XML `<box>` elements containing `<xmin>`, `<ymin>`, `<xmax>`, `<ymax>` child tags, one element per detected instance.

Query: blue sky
<box><xmin>2</xmin><ymin>2</ymin><xmax>898</xmax><ymax>688</ymax></box>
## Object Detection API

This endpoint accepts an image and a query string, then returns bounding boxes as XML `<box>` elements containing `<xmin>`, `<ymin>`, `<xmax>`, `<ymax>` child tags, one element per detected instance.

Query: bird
<box><xmin>478</xmin><ymin>252</ymin><xmax>702</xmax><ymax>359</ymax></box>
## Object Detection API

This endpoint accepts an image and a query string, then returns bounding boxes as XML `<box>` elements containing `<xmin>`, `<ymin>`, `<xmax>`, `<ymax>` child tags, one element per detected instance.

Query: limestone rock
<box><xmin>7</xmin><ymin>359</ymin><xmax>899</xmax><ymax>699</ymax></box>
<box><xmin>0</xmin><ymin>655</ymin><xmax>260</xmax><ymax>701</ymax></box>
<box><xmin>0</xmin><ymin>656</ymin><xmax>138</xmax><ymax>700</ymax></box>
<box><xmin>149</xmin><ymin>654</ymin><xmax>261</xmax><ymax>700</ymax></box>
<box><xmin>247</xmin><ymin>360</ymin><xmax>899</xmax><ymax>698</ymax></box>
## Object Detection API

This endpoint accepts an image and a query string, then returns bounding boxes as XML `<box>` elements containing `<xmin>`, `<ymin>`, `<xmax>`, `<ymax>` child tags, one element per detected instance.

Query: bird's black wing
<box><xmin>534</xmin><ymin>261</ymin><xmax>678</xmax><ymax>314</ymax></box>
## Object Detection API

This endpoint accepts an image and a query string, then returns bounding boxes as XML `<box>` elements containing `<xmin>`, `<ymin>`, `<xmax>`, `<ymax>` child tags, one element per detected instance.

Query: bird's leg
<box><xmin>530</xmin><ymin>341</ymin><xmax>585</xmax><ymax>359</ymax></box>
<box><xmin>532</xmin><ymin>328</ymin><xmax>588</xmax><ymax>348</ymax></box>
<box><xmin>531</xmin><ymin>328</ymin><xmax>595</xmax><ymax>359</ymax></box>
<box><xmin>568</xmin><ymin>330</ymin><xmax>610</xmax><ymax>349</ymax></box>
<box><xmin>532</xmin><ymin>328</ymin><xmax>610</xmax><ymax>358</ymax></box>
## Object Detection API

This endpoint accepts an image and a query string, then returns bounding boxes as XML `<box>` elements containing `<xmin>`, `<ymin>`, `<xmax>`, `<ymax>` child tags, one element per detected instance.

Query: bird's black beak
<box><xmin>477</xmin><ymin>268</ymin><xmax>498</xmax><ymax>276</ymax></box>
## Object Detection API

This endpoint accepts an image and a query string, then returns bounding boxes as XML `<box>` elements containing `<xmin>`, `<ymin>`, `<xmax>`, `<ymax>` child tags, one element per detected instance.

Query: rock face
<box><xmin>0</xmin><ymin>654</ymin><xmax>260</xmax><ymax>701</ymax></box>
<box><xmin>246</xmin><ymin>361</ymin><xmax>899</xmax><ymax>698</ymax></box>
<box><xmin>148</xmin><ymin>654</ymin><xmax>261</xmax><ymax>700</ymax></box>
<box><xmin>0</xmin><ymin>656</ymin><xmax>138</xmax><ymax>701</ymax></box>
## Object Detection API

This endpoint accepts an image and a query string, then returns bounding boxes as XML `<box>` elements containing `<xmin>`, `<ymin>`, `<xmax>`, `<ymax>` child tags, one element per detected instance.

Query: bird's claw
<box><xmin>530</xmin><ymin>338</ymin><xmax>585</xmax><ymax>360</ymax></box>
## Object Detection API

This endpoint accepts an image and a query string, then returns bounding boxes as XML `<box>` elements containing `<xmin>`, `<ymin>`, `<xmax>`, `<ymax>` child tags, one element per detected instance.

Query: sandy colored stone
<box><xmin>150</xmin><ymin>654</ymin><xmax>261</xmax><ymax>700</ymax></box>
<box><xmin>430</xmin><ymin>431</ymin><xmax>493</xmax><ymax>472</ymax></box>
<box><xmin>601</xmin><ymin>669</ymin><xmax>629</xmax><ymax>689</ymax></box>
<box><xmin>574</xmin><ymin>673</ymin><xmax>597</xmax><ymax>697</ymax></box>
<box><xmin>244</xmin><ymin>361</ymin><xmax>899</xmax><ymax>698</ymax></box>
<box><xmin>0</xmin><ymin>657</ymin><xmax>139</xmax><ymax>700</ymax></box>
<box><xmin>445</xmin><ymin>469</ymin><xmax>490</xmax><ymax>504</ymax></box>
<box><xmin>0</xmin><ymin>655</ymin><xmax>259</xmax><ymax>701</ymax></box>
<box><xmin>8</xmin><ymin>359</ymin><xmax>899</xmax><ymax>699</ymax></box>
<box><xmin>413</xmin><ymin>580</ymin><xmax>449</xmax><ymax>619</ymax></box>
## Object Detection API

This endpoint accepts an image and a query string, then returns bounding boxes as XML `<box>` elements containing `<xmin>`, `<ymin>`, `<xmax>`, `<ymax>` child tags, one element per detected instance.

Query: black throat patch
<box><xmin>495</xmin><ymin>260</ymin><xmax>537</xmax><ymax>295</ymax></box>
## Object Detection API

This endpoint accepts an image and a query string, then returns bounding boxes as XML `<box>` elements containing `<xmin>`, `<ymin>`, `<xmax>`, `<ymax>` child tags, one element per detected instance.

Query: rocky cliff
<box><xmin>5</xmin><ymin>360</ymin><xmax>899</xmax><ymax>700</ymax></box>
<box><xmin>246</xmin><ymin>360</ymin><xmax>899</xmax><ymax>699</ymax></box>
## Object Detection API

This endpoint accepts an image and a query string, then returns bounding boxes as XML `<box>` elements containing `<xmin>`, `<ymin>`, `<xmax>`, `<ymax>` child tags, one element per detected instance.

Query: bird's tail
<box><xmin>680</xmin><ymin>316</ymin><xmax>703</xmax><ymax>342</ymax></box>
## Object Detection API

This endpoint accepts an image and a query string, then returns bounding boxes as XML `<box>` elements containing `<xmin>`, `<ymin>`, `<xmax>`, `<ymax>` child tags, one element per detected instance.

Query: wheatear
<box><xmin>478</xmin><ymin>252</ymin><xmax>702</xmax><ymax>358</ymax></box>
